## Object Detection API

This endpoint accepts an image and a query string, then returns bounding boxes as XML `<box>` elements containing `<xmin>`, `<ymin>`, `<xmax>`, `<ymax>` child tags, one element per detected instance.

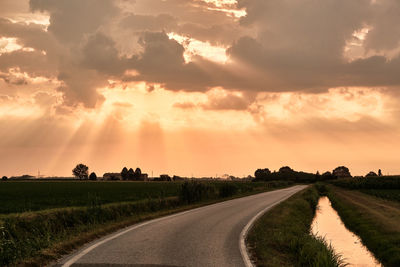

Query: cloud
<box><xmin>113</xmin><ymin>101</ymin><xmax>133</xmax><ymax>108</ymax></box>
<box><xmin>0</xmin><ymin>0</ymin><xmax>399</xmax><ymax>110</ymax></box>
<box><xmin>173</xmin><ymin>101</ymin><xmax>197</xmax><ymax>109</ymax></box>
<box><xmin>201</xmin><ymin>91</ymin><xmax>251</xmax><ymax>110</ymax></box>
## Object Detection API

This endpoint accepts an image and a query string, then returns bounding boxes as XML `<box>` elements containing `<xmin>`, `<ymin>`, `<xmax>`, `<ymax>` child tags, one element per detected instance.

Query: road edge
<box><xmin>239</xmin><ymin>185</ymin><xmax>307</xmax><ymax>267</ymax></box>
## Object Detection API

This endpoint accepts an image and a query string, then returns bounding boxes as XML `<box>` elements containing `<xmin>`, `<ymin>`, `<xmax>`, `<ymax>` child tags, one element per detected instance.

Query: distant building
<box><xmin>139</xmin><ymin>173</ymin><xmax>148</xmax><ymax>181</ymax></box>
<box><xmin>103</xmin><ymin>173</ymin><xmax>122</xmax><ymax>180</ymax></box>
<box><xmin>153</xmin><ymin>174</ymin><xmax>172</xmax><ymax>181</ymax></box>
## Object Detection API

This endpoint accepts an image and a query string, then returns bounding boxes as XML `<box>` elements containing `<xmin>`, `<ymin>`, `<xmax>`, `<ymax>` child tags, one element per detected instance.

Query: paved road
<box><xmin>57</xmin><ymin>185</ymin><xmax>307</xmax><ymax>267</ymax></box>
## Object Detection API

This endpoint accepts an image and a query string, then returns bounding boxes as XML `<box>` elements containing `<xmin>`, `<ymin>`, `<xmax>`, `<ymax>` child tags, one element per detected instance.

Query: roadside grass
<box><xmin>327</xmin><ymin>185</ymin><xmax>400</xmax><ymax>267</ymax></box>
<box><xmin>247</xmin><ymin>186</ymin><xmax>344</xmax><ymax>267</ymax></box>
<box><xmin>0</xmin><ymin>180</ymin><xmax>292</xmax><ymax>266</ymax></box>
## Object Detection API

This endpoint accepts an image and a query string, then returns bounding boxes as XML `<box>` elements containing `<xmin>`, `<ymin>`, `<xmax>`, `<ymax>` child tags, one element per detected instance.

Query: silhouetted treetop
<box><xmin>89</xmin><ymin>172</ymin><xmax>97</xmax><ymax>180</ymax></box>
<box><xmin>72</xmin><ymin>163</ymin><xmax>89</xmax><ymax>180</ymax></box>
<box><xmin>366</xmin><ymin>171</ymin><xmax>378</xmax><ymax>177</ymax></box>
<box><xmin>332</xmin><ymin>166</ymin><xmax>351</xmax><ymax>178</ymax></box>
<box><xmin>121</xmin><ymin>167</ymin><xmax>128</xmax><ymax>180</ymax></box>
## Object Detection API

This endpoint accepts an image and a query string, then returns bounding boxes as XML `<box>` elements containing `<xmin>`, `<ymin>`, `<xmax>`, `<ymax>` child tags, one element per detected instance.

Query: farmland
<box><xmin>0</xmin><ymin>180</ymin><xmax>285</xmax><ymax>214</ymax></box>
<box><xmin>360</xmin><ymin>189</ymin><xmax>400</xmax><ymax>202</ymax></box>
<box><xmin>0</xmin><ymin>181</ymin><xmax>181</xmax><ymax>214</ymax></box>
<box><xmin>0</xmin><ymin>180</ymin><xmax>292</xmax><ymax>266</ymax></box>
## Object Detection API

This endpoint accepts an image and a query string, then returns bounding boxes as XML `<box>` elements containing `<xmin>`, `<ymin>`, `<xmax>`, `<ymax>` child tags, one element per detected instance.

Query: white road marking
<box><xmin>61</xmin><ymin>186</ymin><xmax>305</xmax><ymax>267</ymax></box>
<box><xmin>239</xmin><ymin>186</ymin><xmax>305</xmax><ymax>267</ymax></box>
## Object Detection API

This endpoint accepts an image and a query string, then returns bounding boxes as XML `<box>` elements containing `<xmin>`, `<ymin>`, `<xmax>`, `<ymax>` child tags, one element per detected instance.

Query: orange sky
<box><xmin>1</xmin><ymin>0</ymin><xmax>400</xmax><ymax>177</ymax></box>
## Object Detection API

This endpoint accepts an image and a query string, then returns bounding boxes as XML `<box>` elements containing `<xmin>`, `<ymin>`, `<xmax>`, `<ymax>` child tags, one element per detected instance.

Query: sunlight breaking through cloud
<box><xmin>167</xmin><ymin>32</ymin><xmax>228</xmax><ymax>63</ymax></box>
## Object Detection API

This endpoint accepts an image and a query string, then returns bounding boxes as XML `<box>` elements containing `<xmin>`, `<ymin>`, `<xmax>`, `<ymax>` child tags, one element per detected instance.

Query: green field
<box><xmin>360</xmin><ymin>189</ymin><xmax>400</xmax><ymax>202</ymax></box>
<box><xmin>331</xmin><ymin>176</ymin><xmax>400</xmax><ymax>189</ymax></box>
<box><xmin>0</xmin><ymin>180</ymin><xmax>275</xmax><ymax>214</ymax></box>
<box><xmin>0</xmin><ymin>181</ymin><xmax>182</xmax><ymax>214</ymax></box>
<box><xmin>0</xmin><ymin>180</ymin><xmax>291</xmax><ymax>266</ymax></box>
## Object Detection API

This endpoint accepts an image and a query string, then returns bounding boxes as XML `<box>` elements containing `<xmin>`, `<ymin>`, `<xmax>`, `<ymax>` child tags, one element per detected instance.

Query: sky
<box><xmin>1</xmin><ymin>0</ymin><xmax>400</xmax><ymax>177</ymax></box>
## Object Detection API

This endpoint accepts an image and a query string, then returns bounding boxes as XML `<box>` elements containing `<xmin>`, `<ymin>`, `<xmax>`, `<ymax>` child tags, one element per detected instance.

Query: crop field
<box><xmin>0</xmin><ymin>180</ymin><xmax>292</xmax><ymax>265</ymax></box>
<box><xmin>0</xmin><ymin>181</ymin><xmax>182</xmax><ymax>214</ymax></box>
<box><xmin>331</xmin><ymin>176</ymin><xmax>400</xmax><ymax>190</ymax></box>
<box><xmin>360</xmin><ymin>189</ymin><xmax>400</xmax><ymax>202</ymax></box>
<box><xmin>0</xmin><ymin>180</ymin><xmax>280</xmax><ymax>214</ymax></box>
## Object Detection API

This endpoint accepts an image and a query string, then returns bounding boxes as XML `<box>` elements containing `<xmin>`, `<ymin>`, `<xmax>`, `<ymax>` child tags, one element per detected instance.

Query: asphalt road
<box><xmin>56</xmin><ymin>185</ymin><xmax>307</xmax><ymax>267</ymax></box>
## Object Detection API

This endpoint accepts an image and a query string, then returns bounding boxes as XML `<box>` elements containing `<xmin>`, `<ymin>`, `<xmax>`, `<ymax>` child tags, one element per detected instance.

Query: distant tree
<box><xmin>279</xmin><ymin>166</ymin><xmax>294</xmax><ymax>173</ymax></box>
<box><xmin>128</xmin><ymin>168</ymin><xmax>135</xmax><ymax>180</ymax></box>
<box><xmin>254</xmin><ymin>168</ymin><xmax>271</xmax><ymax>178</ymax></box>
<box><xmin>89</xmin><ymin>172</ymin><xmax>97</xmax><ymax>180</ymax></box>
<box><xmin>378</xmin><ymin>169</ymin><xmax>382</xmax><ymax>177</ymax></box>
<box><xmin>134</xmin><ymin>168</ymin><xmax>142</xmax><ymax>180</ymax></box>
<box><xmin>121</xmin><ymin>167</ymin><xmax>128</xmax><ymax>180</ymax></box>
<box><xmin>332</xmin><ymin>166</ymin><xmax>351</xmax><ymax>178</ymax></box>
<box><xmin>366</xmin><ymin>171</ymin><xmax>378</xmax><ymax>177</ymax></box>
<box><xmin>321</xmin><ymin>171</ymin><xmax>334</xmax><ymax>180</ymax></box>
<box><xmin>2</xmin><ymin>176</ymin><xmax>7</xmax><ymax>181</ymax></box>
<box><xmin>72</xmin><ymin>163</ymin><xmax>89</xmax><ymax>180</ymax></box>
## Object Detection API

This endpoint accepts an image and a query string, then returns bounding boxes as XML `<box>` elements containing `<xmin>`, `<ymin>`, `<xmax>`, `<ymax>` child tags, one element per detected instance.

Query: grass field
<box><xmin>0</xmin><ymin>181</ymin><xmax>181</xmax><ymax>214</ymax></box>
<box><xmin>247</xmin><ymin>186</ymin><xmax>343</xmax><ymax>267</ymax></box>
<box><xmin>360</xmin><ymin>189</ymin><xmax>400</xmax><ymax>202</ymax></box>
<box><xmin>331</xmin><ymin>176</ymin><xmax>400</xmax><ymax>190</ymax></box>
<box><xmin>0</xmin><ymin>180</ymin><xmax>276</xmax><ymax>214</ymax></box>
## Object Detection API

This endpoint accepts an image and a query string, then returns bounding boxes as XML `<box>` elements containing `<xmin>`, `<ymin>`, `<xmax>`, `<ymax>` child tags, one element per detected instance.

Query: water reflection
<box><xmin>311</xmin><ymin>197</ymin><xmax>381</xmax><ymax>267</ymax></box>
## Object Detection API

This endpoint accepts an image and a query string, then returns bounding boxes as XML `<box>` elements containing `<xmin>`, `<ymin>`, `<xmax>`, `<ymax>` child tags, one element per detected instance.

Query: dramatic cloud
<box><xmin>1</xmin><ymin>0</ymin><xmax>400</xmax><ymax>176</ymax></box>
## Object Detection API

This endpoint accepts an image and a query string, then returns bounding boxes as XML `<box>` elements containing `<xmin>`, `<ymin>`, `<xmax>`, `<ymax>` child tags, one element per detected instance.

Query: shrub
<box><xmin>179</xmin><ymin>181</ymin><xmax>216</xmax><ymax>204</ymax></box>
<box><xmin>89</xmin><ymin>172</ymin><xmax>97</xmax><ymax>181</ymax></box>
<box><xmin>218</xmin><ymin>183</ymin><xmax>238</xmax><ymax>198</ymax></box>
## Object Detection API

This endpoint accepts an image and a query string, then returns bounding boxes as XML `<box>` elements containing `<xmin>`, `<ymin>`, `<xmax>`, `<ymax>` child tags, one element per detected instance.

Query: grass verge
<box><xmin>0</xmin><ymin>181</ymin><xmax>292</xmax><ymax>266</ymax></box>
<box><xmin>247</xmin><ymin>186</ymin><xmax>343</xmax><ymax>267</ymax></box>
<box><xmin>327</xmin><ymin>185</ymin><xmax>400</xmax><ymax>267</ymax></box>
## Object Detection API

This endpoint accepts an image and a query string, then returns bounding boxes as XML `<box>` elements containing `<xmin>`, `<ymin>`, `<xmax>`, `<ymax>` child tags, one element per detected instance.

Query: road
<box><xmin>56</xmin><ymin>185</ymin><xmax>307</xmax><ymax>267</ymax></box>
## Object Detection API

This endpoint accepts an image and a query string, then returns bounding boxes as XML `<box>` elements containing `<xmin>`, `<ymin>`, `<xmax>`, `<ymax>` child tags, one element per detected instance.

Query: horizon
<box><xmin>1</xmin><ymin>0</ymin><xmax>400</xmax><ymax>178</ymax></box>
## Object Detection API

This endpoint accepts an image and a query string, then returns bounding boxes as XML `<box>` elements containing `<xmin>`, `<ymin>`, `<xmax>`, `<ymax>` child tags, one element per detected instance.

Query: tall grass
<box><xmin>247</xmin><ymin>186</ymin><xmax>344</xmax><ymax>267</ymax></box>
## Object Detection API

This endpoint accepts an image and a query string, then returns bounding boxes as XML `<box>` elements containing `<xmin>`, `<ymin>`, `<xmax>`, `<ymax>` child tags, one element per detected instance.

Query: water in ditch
<box><xmin>311</xmin><ymin>196</ymin><xmax>381</xmax><ymax>267</ymax></box>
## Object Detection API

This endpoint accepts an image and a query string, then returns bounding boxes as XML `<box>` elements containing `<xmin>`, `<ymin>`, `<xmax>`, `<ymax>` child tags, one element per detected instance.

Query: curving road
<box><xmin>56</xmin><ymin>185</ymin><xmax>307</xmax><ymax>267</ymax></box>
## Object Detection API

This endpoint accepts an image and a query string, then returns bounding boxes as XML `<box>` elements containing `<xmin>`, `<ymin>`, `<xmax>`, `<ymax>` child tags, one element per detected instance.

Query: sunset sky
<box><xmin>1</xmin><ymin>0</ymin><xmax>400</xmax><ymax>177</ymax></box>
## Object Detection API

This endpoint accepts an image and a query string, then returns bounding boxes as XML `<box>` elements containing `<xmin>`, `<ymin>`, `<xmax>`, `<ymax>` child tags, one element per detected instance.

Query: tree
<box><xmin>1</xmin><ymin>176</ymin><xmax>7</xmax><ymax>181</ymax></box>
<box><xmin>366</xmin><ymin>171</ymin><xmax>378</xmax><ymax>177</ymax></box>
<box><xmin>254</xmin><ymin>168</ymin><xmax>271</xmax><ymax>179</ymax></box>
<box><xmin>121</xmin><ymin>167</ymin><xmax>128</xmax><ymax>180</ymax></box>
<box><xmin>378</xmin><ymin>169</ymin><xmax>382</xmax><ymax>177</ymax></box>
<box><xmin>134</xmin><ymin>168</ymin><xmax>142</xmax><ymax>180</ymax></box>
<box><xmin>321</xmin><ymin>171</ymin><xmax>334</xmax><ymax>180</ymax></box>
<box><xmin>279</xmin><ymin>166</ymin><xmax>294</xmax><ymax>173</ymax></box>
<box><xmin>128</xmin><ymin>168</ymin><xmax>135</xmax><ymax>180</ymax></box>
<box><xmin>72</xmin><ymin>163</ymin><xmax>89</xmax><ymax>180</ymax></box>
<box><xmin>89</xmin><ymin>172</ymin><xmax>97</xmax><ymax>180</ymax></box>
<box><xmin>332</xmin><ymin>166</ymin><xmax>351</xmax><ymax>178</ymax></box>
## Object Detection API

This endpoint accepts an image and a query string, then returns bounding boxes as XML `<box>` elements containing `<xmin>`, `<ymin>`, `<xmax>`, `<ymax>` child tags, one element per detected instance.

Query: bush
<box><xmin>218</xmin><ymin>183</ymin><xmax>238</xmax><ymax>198</ymax></box>
<box><xmin>179</xmin><ymin>181</ymin><xmax>216</xmax><ymax>204</ymax></box>
<box><xmin>89</xmin><ymin>172</ymin><xmax>97</xmax><ymax>181</ymax></box>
